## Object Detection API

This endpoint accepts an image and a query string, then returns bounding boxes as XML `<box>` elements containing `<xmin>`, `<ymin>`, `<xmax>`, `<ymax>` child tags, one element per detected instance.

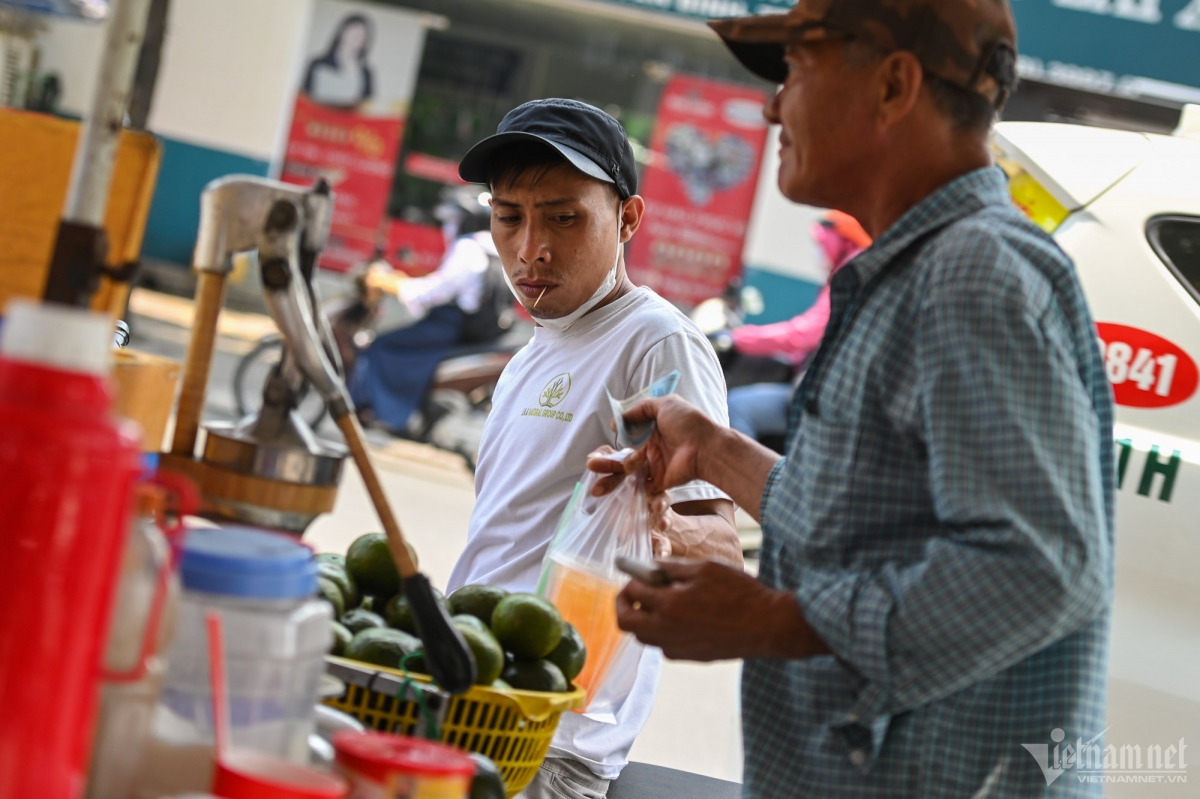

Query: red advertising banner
<box><xmin>384</xmin><ymin>219</ymin><xmax>446</xmax><ymax>277</ymax></box>
<box><xmin>280</xmin><ymin>95</ymin><xmax>404</xmax><ymax>272</ymax></box>
<box><xmin>626</xmin><ymin>74</ymin><xmax>769</xmax><ymax>307</ymax></box>
<box><xmin>404</xmin><ymin>152</ymin><xmax>469</xmax><ymax>186</ymax></box>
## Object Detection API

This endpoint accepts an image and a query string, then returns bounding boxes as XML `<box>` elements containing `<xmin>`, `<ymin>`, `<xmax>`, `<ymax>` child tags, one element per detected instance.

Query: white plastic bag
<box><xmin>537</xmin><ymin>452</ymin><xmax>652</xmax><ymax>719</ymax></box>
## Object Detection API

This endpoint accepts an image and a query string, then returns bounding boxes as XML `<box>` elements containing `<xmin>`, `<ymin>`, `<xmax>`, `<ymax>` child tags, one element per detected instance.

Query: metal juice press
<box><xmin>160</xmin><ymin>175</ymin><xmax>347</xmax><ymax>534</ymax></box>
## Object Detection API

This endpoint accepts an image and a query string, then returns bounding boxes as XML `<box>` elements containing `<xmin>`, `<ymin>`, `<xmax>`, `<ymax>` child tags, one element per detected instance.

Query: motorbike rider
<box><xmin>348</xmin><ymin>189</ymin><xmax>510</xmax><ymax>433</ymax></box>
<box><xmin>726</xmin><ymin>210</ymin><xmax>869</xmax><ymax>444</ymax></box>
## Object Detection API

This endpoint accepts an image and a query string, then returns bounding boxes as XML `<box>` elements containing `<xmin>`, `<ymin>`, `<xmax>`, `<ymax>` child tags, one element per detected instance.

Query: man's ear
<box><xmin>875</xmin><ymin>51</ymin><xmax>924</xmax><ymax>129</ymax></box>
<box><xmin>620</xmin><ymin>195</ymin><xmax>646</xmax><ymax>242</ymax></box>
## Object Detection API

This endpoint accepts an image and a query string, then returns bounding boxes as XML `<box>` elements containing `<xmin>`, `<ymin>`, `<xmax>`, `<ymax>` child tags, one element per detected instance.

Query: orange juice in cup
<box><xmin>541</xmin><ymin>554</ymin><xmax>626</xmax><ymax>708</ymax></box>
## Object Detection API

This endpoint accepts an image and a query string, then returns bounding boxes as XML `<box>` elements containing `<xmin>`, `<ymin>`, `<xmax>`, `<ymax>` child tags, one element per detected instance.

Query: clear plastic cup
<box><xmin>541</xmin><ymin>554</ymin><xmax>625</xmax><ymax>706</ymax></box>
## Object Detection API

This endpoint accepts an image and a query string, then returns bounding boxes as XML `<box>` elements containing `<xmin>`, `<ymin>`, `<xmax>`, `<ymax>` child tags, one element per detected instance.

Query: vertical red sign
<box><xmin>280</xmin><ymin>95</ymin><xmax>404</xmax><ymax>272</ymax></box>
<box><xmin>281</xmin><ymin>0</ymin><xmax>429</xmax><ymax>272</ymax></box>
<box><xmin>626</xmin><ymin>74</ymin><xmax>769</xmax><ymax>307</ymax></box>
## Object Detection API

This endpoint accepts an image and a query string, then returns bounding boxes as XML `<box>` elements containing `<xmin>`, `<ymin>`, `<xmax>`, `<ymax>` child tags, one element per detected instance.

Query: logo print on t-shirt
<box><xmin>539</xmin><ymin>373</ymin><xmax>572</xmax><ymax>408</ymax></box>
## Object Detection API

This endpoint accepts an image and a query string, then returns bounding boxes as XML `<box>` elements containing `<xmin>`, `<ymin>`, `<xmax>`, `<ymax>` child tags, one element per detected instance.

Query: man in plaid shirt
<box><xmin>593</xmin><ymin>0</ymin><xmax>1116</xmax><ymax>795</ymax></box>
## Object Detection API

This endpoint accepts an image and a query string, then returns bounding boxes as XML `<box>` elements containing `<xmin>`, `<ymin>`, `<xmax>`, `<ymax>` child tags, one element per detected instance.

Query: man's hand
<box><xmin>361</xmin><ymin>260</ymin><xmax>405</xmax><ymax>307</ymax></box>
<box><xmin>589</xmin><ymin>397</ymin><xmax>783</xmax><ymax>525</ymax></box>
<box><xmin>586</xmin><ymin>446</ymin><xmax>630</xmax><ymax>497</ymax></box>
<box><xmin>587</xmin><ymin>447</ymin><xmax>742</xmax><ymax>564</ymax></box>
<box><xmin>616</xmin><ymin>559</ymin><xmax>829</xmax><ymax>661</ymax></box>
<box><xmin>620</xmin><ymin>395</ymin><xmax>721</xmax><ymax>493</ymax></box>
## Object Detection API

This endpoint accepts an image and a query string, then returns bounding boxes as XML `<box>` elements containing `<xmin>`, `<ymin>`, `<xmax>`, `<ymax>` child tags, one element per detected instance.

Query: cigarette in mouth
<box><xmin>534</xmin><ymin>287</ymin><xmax>547</xmax><ymax>308</ymax></box>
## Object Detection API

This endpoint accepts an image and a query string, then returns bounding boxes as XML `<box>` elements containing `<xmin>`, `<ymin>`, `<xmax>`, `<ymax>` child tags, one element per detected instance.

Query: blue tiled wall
<box><xmin>142</xmin><ymin>136</ymin><xmax>271</xmax><ymax>265</ymax></box>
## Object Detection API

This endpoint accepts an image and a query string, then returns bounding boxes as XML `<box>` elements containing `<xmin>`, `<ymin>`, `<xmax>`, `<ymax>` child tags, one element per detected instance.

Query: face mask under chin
<box><xmin>503</xmin><ymin>207</ymin><xmax>624</xmax><ymax>333</ymax></box>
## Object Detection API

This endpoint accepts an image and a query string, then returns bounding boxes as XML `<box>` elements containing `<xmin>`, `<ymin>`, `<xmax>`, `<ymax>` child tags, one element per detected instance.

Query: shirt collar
<box><xmin>845</xmin><ymin>166</ymin><xmax>1011</xmax><ymax>287</ymax></box>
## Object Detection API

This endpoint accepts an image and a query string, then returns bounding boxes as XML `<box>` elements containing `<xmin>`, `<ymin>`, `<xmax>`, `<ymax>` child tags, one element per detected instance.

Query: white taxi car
<box><xmin>993</xmin><ymin>107</ymin><xmax>1200</xmax><ymax>792</ymax></box>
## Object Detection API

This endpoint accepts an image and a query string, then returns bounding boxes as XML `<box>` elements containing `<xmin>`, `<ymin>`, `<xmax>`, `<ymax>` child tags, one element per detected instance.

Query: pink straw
<box><xmin>206</xmin><ymin>611</ymin><xmax>230</xmax><ymax>762</ymax></box>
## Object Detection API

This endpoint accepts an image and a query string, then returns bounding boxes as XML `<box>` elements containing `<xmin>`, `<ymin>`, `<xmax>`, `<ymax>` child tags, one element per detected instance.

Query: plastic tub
<box><xmin>134</xmin><ymin>526</ymin><xmax>330</xmax><ymax>797</ymax></box>
<box><xmin>333</xmin><ymin>732</ymin><xmax>474</xmax><ymax>799</ymax></box>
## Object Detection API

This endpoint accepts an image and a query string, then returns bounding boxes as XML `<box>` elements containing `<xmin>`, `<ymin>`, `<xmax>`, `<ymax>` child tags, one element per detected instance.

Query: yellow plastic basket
<box><xmin>324</xmin><ymin>656</ymin><xmax>585</xmax><ymax>797</ymax></box>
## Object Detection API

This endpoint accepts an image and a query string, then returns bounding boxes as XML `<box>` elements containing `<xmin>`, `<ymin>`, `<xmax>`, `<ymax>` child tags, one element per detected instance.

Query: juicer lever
<box><xmin>258</xmin><ymin>199</ymin><xmax>352</xmax><ymax>421</ymax></box>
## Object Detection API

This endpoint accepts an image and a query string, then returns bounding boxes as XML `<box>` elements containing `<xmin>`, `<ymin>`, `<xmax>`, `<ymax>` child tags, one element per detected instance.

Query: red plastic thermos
<box><xmin>0</xmin><ymin>300</ymin><xmax>142</xmax><ymax>799</ymax></box>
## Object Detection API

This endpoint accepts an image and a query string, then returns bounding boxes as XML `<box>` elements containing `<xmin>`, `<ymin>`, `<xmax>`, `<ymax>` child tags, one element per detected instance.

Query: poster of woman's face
<box><xmin>294</xmin><ymin>0</ymin><xmax>427</xmax><ymax>118</ymax></box>
<box><xmin>302</xmin><ymin>13</ymin><xmax>376</xmax><ymax>110</ymax></box>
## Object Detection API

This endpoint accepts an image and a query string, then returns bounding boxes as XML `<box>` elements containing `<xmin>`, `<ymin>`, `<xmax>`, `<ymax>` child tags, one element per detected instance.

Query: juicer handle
<box><xmin>257</xmin><ymin>199</ymin><xmax>353</xmax><ymax>420</ymax></box>
<box><xmin>101</xmin><ymin>469</ymin><xmax>198</xmax><ymax>683</ymax></box>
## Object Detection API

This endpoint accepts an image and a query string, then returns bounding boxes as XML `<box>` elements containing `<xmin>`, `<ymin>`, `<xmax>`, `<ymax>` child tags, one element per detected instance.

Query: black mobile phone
<box><xmin>615</xmin><ymin>555</ymin><xmax>671</xmax><ymax>586</ymax></box>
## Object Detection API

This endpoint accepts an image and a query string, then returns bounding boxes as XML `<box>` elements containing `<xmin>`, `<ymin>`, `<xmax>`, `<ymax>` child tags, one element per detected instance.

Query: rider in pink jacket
<box><xmin>727</xmin><ymin>211</ymin><xmax>870</xmax><ymax>442</ymax></box>
<box><xmin>731</xmin><ymin>211</ymin><xmax>870</xmax><ymax>364</ymax></box>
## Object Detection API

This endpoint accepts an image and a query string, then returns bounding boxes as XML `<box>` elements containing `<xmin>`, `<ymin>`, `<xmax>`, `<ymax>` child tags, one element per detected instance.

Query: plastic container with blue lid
<box><xmin>179</xmin><ymin>526</ymin><xmax>319</xmax><ymax>600</ymax></box>
<box><xmin>143</xmin><ymin>525</ymin><xmax>332</xmax><ymax>794</ymax></box>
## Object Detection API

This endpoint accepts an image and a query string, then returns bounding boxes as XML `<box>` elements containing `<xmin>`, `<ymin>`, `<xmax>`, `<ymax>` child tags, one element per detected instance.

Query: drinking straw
<box><xmin>206</xmin><ymin>610</ymin><xmax>230</xmax><ymax>761</ymax></box>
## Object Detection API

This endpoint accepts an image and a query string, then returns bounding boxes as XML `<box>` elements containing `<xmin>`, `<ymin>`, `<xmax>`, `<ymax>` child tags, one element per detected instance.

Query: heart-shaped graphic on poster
<box><xmin>664</xmin><ymin>124</ymin><xmax>755</xmax><ymax>207</ymax></box>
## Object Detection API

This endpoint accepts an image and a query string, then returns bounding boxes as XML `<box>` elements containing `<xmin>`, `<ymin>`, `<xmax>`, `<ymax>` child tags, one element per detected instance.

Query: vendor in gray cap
<box><xmin>589</xmin><ymin>0</ymin><xmax>1116</xmax><ymax>795</ymax></box>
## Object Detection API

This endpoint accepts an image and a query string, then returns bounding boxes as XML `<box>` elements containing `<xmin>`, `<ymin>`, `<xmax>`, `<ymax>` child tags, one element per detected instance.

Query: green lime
<box><xmin>384</xmin><ymin>594</ymin><xmax>415</xmax><ymax>632</ymax></box>
<box><xmin>384</xmin><ymin>588</ymin><xmax>449</xmax><ymax>634</ymax></box>
<box><xmin>467</xmin><ymin>752</ymin><xmax>507</xmax><ymax>799</ymax></box>
<box><xmin>317</xmin><ymin>577</ymin><xmax>344</xmax><ymax>620</ymax></box>
<box><xmin>316</xmin><ymin>552</ymin><xmax>346</xmax><ymax>569</ymax></box>
<box><xmin>546</xmin><ymin>621</ymin><xmax>587</xmax><ymax>682</ymax></box>
<box><xmin>454</xmin><ymin>620</ymin><xmax>505</xmax><ymax>685</ymax></box>
<box><xmin>346</xmin><ymin>534</ymin><xmax>401</xmax><ymax>598</ymax></box>
<box><xmin>491</xmin><ymin>678</ymin><xmax>511</xmax><ymax>691</ymax></box>
<box><xmin>448</xmin><ymin>585</ymin><xmax>509</xmax><ymax>626</ymax></box>
<box><xmin>452</xmin><ymin>614</ymin><xmax>488</xmax><ymax>633</ymax></box>
<box><xmin>491</xmin><ymin>594</ymin><xmax>564</xmax><ymax>659</ymax></box>
<box><xmin>318</xmin><ymin>562</ymin><xmax>359</xmax><ymax>612</ymax></box>
<box><xmin>344</xmin><ymin>627</ymin><xmax>422</xmax><ymax>669</ymax></box>
<box><xmin>369</xmin><ymin>593</ymin><xmax>395</xmax><ymax>616</ymax></box>
<box><xmin>330</xmin><ymin>621</ymin><xmax>353</xmax><ymax>656</ymax></box>
<box><xmin>501</xmin><ymin>659</ymin><xmax>568</xmax><ymax>693</ymax></box>
<box><xmin>341</xmin><ymin>608</ymin><xmax>386</xmax><ymax>635</ymax></box>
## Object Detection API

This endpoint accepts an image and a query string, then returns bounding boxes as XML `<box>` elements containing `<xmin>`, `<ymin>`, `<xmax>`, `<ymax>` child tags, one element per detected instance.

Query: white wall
<box><xmin>147</xmin><ymin>0</ymin><xmax>315</xmax><ymax>163</ymax></box>
<box><xmin>36</xmin><ymin>0</ymin><xmax>317</xmax><ymax>164</ymax></box>
<box><xmin>35</xmin><ymin>0</ymin><xmax>439</xmax><ymax>172</ymax></box>
<box><xmin>741</xmin><ymin>124</ymin><xmax>826</xmax><ymax>282</ymax></box>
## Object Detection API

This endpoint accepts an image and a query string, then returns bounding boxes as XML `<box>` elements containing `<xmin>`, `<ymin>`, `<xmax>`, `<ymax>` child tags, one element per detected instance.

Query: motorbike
<box><xmin>234</xmin><ymin>289</ymin><xmax>526</xmax><ymax>471</ymax></box>
<box><xmin>689</xmin><ymin>281</ymin><xmax>795</xmax><ymax>455</ymax></box>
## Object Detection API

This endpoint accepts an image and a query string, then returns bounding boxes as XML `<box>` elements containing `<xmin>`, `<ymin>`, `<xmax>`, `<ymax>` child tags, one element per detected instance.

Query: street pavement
<box><xmin>127</xmin><ymin>287</ymin><xmax>746</xmax><ymax>783</ymax></box>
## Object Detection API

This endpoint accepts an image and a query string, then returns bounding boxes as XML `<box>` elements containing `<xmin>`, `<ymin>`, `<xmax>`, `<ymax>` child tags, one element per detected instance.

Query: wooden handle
<box><xmin>170</xmin><ymin>271</ymin><xmax>226</xmax><ymax>456</ymax></box>
<box><xmin>335</xmin><ymin>413</ymin><xmax>418</xmax><ymax>579</ymax></box>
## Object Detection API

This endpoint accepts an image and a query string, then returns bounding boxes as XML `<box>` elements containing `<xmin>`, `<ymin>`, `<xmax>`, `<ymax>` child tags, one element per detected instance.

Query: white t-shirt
<box><xmin>447</xmin><ymin>286</ymin><xmax>729</xmax><ymax>780</ymax></box>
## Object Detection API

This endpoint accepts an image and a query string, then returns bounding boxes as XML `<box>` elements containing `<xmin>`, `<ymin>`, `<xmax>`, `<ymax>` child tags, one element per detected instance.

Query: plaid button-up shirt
<box><xmin>744</xmin><ymin>167</ymin><xmax>1115</xmax><ymax>797</ymax></box>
